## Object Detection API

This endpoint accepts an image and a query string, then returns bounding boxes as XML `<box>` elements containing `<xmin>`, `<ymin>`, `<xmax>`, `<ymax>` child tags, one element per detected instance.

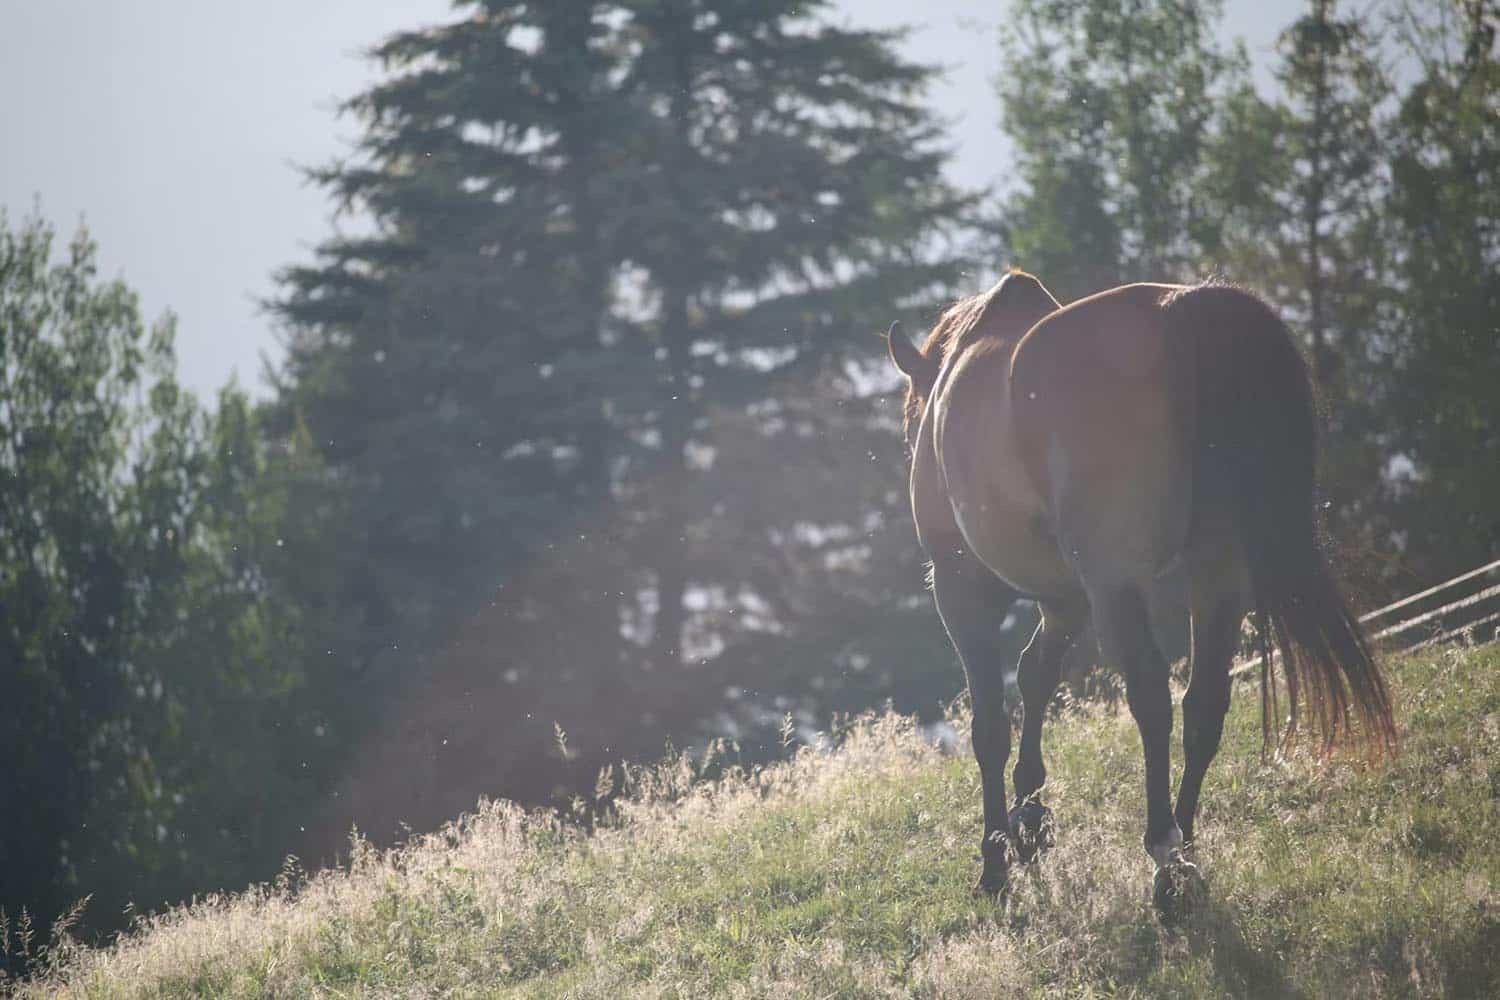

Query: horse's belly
<box><xmin>934</xmin><ymin>344</ymin><xmax>1076</xmax><ymax>599</ymax></box>
<box><xmin>951</xmin><ymin>490</ymin><xmax>1073</xmax><ymax>599</ymax></box>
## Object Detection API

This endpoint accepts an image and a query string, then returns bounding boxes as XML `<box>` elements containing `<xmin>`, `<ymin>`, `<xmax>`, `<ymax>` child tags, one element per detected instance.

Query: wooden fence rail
<box><xmin>1229</xmin><ymin>555</ymin><xmax>1500</xmax><ymax>680</ymax></box>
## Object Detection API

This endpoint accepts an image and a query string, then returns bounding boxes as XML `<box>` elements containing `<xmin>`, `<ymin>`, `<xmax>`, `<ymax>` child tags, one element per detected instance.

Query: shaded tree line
<box><xmin>0</xmin><ymin>215</ymin><xmax>326</xmax><ymax>963</ymax></box>
<box><xmin>997</xmin><ymin>0</ymin><xmax>1497</xmax><ymax>597</ymax></box>
<box><xmin>1</xmin><ymin>0</ymin><xmax>1493</xmax><ymax>959</ymax></box>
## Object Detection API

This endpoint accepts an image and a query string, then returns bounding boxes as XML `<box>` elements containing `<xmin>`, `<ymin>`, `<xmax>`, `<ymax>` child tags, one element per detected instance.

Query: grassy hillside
<box><xmin>15</xmin><ymin>643</ymin><xmax>1499</xmax><ymax>999</ymax></box>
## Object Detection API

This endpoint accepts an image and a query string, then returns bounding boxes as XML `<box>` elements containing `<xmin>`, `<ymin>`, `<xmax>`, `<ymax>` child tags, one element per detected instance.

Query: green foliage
<box><xmin>996</xmin><ymin>0</ymin><xmax>1251</xmax><ymax>297</ymax></box>
<box><xmin>994</xmin><ymin>0</ymin><xmax>1497</xmax><ymax>598</ymax></box>
<box><xmin>1</xmin><ymin>210</ymin><xmax>169</xmax><ymax>927</ymax></box>
<box><xmin>1380</xmin><ymin>0</ymin><xmax>1500</xmax><ymax>584</ymax></box>
<box><xmin>1260</xmin><ymin>0</ymin><xmax>1395</xmax><ymax>577</ymax></box>
<box><xmin>22</xmin><ymin>643</ymin><xmax>1500</xmax><ymax>997</ymax></box>
<box><xmin>0</xmin><ymin>213</ymin><xmax>316</xmax><ymax>951</ymax></box>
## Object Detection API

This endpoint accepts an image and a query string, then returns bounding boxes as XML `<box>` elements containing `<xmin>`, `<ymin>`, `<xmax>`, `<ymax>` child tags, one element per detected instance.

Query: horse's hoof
<box><xmin>1152</xmin><ymin>858</ymin><xmax>1207</xmax><ymax>927</ymax></box>
<box><xmin>972</xmin><ymin>872</ymin><xmax>1008</xmax><ymax>899</ymax></box>
<box><xmin>1009</xmin><ymin>800</ymin><xmax>1055</xmax><ymax>863</ymax></box>
<box><xmin>972</xmin><ymin>849</ymin><xmax>1010</xmax><ymax>898</ymax></box>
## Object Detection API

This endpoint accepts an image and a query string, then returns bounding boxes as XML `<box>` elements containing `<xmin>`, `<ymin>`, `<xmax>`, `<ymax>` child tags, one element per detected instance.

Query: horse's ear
<box><xmin>887</xmin><ymin>321</ymin><xmax>936</xmax><ymax>389</ymax></box>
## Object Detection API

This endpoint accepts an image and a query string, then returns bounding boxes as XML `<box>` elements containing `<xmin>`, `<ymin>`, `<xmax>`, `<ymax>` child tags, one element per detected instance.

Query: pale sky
<box><xmin>1</xmin><ymin>1</ymin><xmax>1297</xmax><ymax>398</ymax></box>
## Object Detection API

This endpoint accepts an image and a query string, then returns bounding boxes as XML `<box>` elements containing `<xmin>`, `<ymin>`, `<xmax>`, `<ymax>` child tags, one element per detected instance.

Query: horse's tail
<box><xmin>1165</xmin><ymin>283</ymin><xmax>1397</xmax><ymax>756</ymax></box>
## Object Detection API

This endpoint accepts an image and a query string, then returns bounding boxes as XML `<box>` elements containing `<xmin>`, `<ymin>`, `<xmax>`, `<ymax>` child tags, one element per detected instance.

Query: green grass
<box><xmin>15</xmin><ymin>643</ymin><xmax>1500</xmax><ymax>998</ymax></box>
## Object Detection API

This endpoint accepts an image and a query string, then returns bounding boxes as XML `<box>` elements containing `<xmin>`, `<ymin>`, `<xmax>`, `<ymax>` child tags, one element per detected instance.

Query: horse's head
<box><xmin>887</xmin><ymin>270</ymin><xmax>1060</xmax><ymax>454</ymax></box>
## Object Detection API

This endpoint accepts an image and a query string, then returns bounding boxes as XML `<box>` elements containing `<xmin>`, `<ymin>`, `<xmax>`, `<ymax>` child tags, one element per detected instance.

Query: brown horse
<box><xmin>888</xmin><ymin>271</ymin><xmax>1396</xmax><ymax>918</ymax></box>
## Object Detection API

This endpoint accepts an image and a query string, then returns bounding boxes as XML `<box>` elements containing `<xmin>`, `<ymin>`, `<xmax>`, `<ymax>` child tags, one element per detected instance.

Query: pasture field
<box><xmin>15</xmin><ymin>643</ymin><xmax>1499</xmax><ymax>999</ymax></box>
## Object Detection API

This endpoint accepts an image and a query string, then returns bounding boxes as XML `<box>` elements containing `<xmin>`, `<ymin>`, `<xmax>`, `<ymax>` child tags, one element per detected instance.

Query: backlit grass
<box><xmin>15</xmin><ymin>643</ymin><xmax>1499</xmax><ymax>998</ymax></box>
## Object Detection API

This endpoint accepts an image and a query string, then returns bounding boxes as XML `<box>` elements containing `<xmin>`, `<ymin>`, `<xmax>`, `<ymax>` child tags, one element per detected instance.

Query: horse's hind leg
<box><xmin>930</xmin><ymin>553</ymin><xmax>1022</xmax><ymax>896</ymax></box>
<box><xmin>1010</xmin><ymin>601</ymin><xmax>1085</xmax><ymax>860</ymax></box>
<box><xmin>1088</xmin><ymin>580</ymin><xmax>1203</xmax><ymax>921</ymax></box>
<box><xmin>1091</xmin><ymin>584</ymin><xmax>1180</xmax><ymax>860</ymax></box>
<box><xmin>1175</xmin><ymin>576</ymin><xmax>1247</xmax><ymax>847</ymax></box>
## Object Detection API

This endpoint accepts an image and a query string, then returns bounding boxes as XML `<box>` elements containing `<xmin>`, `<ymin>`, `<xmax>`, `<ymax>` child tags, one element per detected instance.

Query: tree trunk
<box><xmin>1305</xmin><ymin>0</ymin><xmax>1332</xmax><ymax>390</ymax></box>
<box><xmin>650</xmin><ymin>285</ymin><xmax>692</xmax><ymax>670</ymax></box>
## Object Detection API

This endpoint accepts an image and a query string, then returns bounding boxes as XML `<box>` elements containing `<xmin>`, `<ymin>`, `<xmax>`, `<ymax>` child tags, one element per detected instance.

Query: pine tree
<box><xmin>273</xmin><ymin>0</ymin><xmax>621</xmax><ymax>654</ymax></box>
<box><xmin>270</xmin><ymin>0</ymin><xmax>972</xmax><ymax>842</ymax></box>
<box><xmin>1272</xmin><ymin>0</ymin><xmax>1390</xmax><ymax>390</ymax></box>
<box><xmin>606</xmin><ymin>0</ymin><xmax>969</xmax><ymax>672</ymax></box>
<box><xmin>1259</xmin><ymin>0</ymin><xmax>1394</xmax><ymax>583</ymax></box>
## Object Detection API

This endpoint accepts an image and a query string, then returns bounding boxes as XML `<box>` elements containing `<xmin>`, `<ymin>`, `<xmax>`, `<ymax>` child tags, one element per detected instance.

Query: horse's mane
<box><xmin>902</xmin><ymin>270</ymin><xmax>1046</xmax><ymax>437</ymax></box>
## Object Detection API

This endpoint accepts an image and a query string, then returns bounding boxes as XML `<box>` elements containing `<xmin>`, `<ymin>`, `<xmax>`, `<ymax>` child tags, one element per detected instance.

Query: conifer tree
<box><xmin>270</xmin><ymin>0</ymin><xmax>971</xmax><ymax>837</ymax></box>
<box><xmin>272</xmin><ymin>4</ymin><xmax>628</xmax><ymax>691</ymax></box>
<box><xmin>1272</xmin><ymin>0</ymin><xmax>1390</xmax><ymax>393</ymax></box>
<box><xmin>606</xmin><ymin>0</ymin><xmax>969</xmax><ymax>671</ymax></box>
<box><xmin>1257</xmin><ymin>0</ymin><xmax>1393</xmax><ymax>577</ymax></box>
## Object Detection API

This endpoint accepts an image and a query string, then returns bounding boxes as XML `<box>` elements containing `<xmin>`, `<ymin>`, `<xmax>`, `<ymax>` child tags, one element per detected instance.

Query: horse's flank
<box><xmin>922</xmin><ymin>275</ymin><xmax>1073</xmax><ymax>597</ymax></box>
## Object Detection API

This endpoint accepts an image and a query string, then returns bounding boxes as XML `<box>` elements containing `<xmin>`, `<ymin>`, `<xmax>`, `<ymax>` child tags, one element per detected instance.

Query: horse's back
<box><xmin>1009</xmin><ymin>284</ymin><xmax>1195</xmax><ymax>587</ymax></box>
<box><xmin>1012</xmin><ymin>283</ymin><xmax>1183</xmax><ymax>383</ymax></box>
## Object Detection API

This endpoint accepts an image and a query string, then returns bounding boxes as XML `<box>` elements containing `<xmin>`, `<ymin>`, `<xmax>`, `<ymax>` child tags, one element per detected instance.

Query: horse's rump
<box><xmin>1007</xmin><ymin>284</ymin><xmax>1195</xmax><ymax>581</ymax></box>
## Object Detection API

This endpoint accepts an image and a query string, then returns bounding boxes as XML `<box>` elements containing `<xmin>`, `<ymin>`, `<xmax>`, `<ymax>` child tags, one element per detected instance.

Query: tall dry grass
<box><xmin>13</xmin><ymin>642</ymin><xmax>1500</xmax><ymax>998</ymax></box>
